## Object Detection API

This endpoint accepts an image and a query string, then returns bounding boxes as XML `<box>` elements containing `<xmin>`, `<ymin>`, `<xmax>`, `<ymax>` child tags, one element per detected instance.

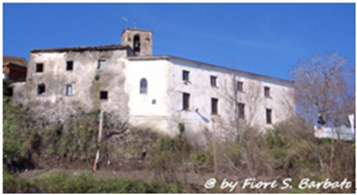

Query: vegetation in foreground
<box><xmin>3</xmin><ymin>80</ymin><xmax>355</xmax><ymax>193</ymax></box>
<box><xmin>3</xmin><ymin>169</ymin><xmax>182</xmax><ymax>193</ymax></box>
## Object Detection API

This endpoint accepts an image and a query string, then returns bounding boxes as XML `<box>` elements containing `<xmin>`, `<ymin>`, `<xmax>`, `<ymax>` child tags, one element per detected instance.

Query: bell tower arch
<box><xmin>121</xmin><ymin>28</ymin><xmax>152</xmax><ymax>56</ymax></box>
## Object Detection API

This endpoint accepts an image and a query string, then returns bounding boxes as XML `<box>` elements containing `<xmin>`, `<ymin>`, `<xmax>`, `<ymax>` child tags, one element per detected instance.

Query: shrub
<box><xmin>26</xmin><ymin>130</ymin><xmax>42</xmax><ymax>151</ymax></box>
<box><xmin>3</xmin><ymin>171</ymin><xmax>182</xmax><ymax>193</ymax></box>
<box><xmin>150</xmin><ymin>136</ymin><xmax>193</xmax><ymax>183</ymax></box>
<box><xmin>3</xmin><ymin>96</ymin><xmax>33</xmax><ymax>171</ymax></box>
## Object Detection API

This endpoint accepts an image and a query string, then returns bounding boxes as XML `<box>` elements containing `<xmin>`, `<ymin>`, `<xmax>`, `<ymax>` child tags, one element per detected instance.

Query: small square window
<box><xmin>100</xmin><ymin>91</ymin><xmax>108</xmax><ymax>100</ymax></box>
<box><xmin>183</xmin><ymin>93</ymin><xmax>190</xmax><ymax>110</ymax></box>
<box><xmin>66</xmin><ymin>61</ymin><xmax>73</xmax><ymax>71</ymax></box>
<box><xmin>98</xmin><ymin>60</ymin><xmax>106</xmax><ymax>69</ymax></box>
<box><xmin>183</xmin><ymin>70</ymin><xmax>189</xmax><ymax>81</ymax></box>
<box><xmin>266</xmin><ymin>108</ymin><xmax>272</xmax><ymax>124</ymax></box>
<box><xmin>210</xmin><ymin>76</ymin><xmax>217</xmax><ymax>87</ymax></box>
<box><xmin>211</xmin><ymin>98</ymin><xmax>218</xmax><ymax>115</ymax></box>
<box><xmin>37</xmin><ymin>84</ymin><xmax>46</xmax><ymax>94</ymax></box>
<box><xmin>7</xmin><ymin>86</ymin><xmax>13</xmax><ymax>96</ymax></box>
<box><xmin>66</xmin><ymin>85</ymin><xmax>73</xmax><ymax>96</ymax></box>
<box><xmin>237</xmin><ymin>81</ymin><xmax>243</xmax><ymax>92</ymax></box>
<box><xmin>36</xmin><ymin>63</ymin><xmax>44</xmax><ymax>72</ymax></box>
<box><xmin>264</xmin><ymin>86</ymin><xmax>270</xmax><ymax>97</ymax></box>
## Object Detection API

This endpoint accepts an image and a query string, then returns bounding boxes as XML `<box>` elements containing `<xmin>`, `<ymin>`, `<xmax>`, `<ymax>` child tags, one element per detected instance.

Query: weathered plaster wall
<box><xmin>167</xmin><ymin>59</ymin><xmax>236</xmax><ymax>145</ymax></box>
<box><xmin>166</xmin><ymin>58</ymin><xmax>295</xmax><ymax>144</ymax></box>
<box><xmin>122</xmin><ymin>56</ymin><xmax>295</xmax><ymax>145</ymax></box>
<box><xmin>12</xmin><ymin>47</ymin><xmax>294</xmax><ymax>144</ymax></box>
<box><xmin>22</xmin><ymin>49</ymin><xmax>129</xmax><ymax>124</ymax></box>
<box><xmin>10</xmin><ymin>82</ymin><xmax>28</xmax><ymax>106</ymax></box>
<box><xmin>125</xmin><ymin>59</ymin><xmax>171</xmax><ymax>136</ymax></box>
<box><xmin>234</xmin><ymin>72</ymin><xmax>295</xmax><ymax>131</ymax></box>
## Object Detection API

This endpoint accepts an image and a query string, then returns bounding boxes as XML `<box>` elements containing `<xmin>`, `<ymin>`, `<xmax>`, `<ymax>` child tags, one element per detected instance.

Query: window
<box><xmin>66</xmin><ymin>61</ymin><xmax>73</xmax><ymax>71</ymax></box>
<box><xmin>37</xmin><ymin>84</ymin><xmax>46</xmax><ymax>94</ymax></box>
<box><xmin>264</xmin><ymin>86</ymin><xmax>270</xmax><ymax>97</ymax></box>
<box><xmin>210</xmin><ymin>76</ymin><xmax>217</xmax><ymax>87</ymax></box>
<box><xmin>100</xmin><ymin>91</ymin><xmax>108</xmax><ymax>100</ymax></box>
<box><xmin>237</xmin><ymin>81</ymin><xmax>243</xmax><ymax>92</ymax></box>
<box><xmin>36</xmin><ymin>63</ymin><xmax>44</xmax><ymax>72</ymax></box>
<box><xmin>238</xmin><ymin>103</ymin><xmax>245</xmax><ymax>119</ymax></box>
<box><xmin>183</xmin><ymin>70</ymin><xmax>189</xmax><ymax>81</ymax></box>
<box><xmin>140</xmin><ymin>78</ymin><xmax>148</xmax><ymax>94</ymax></box>
<box><xmin>266</xmin><ymin>108</ymin><xmax>272</xmax><ymax>124</ymax></box>
<box><xmin>8</xmin><ymin>87</ymin><xmax>13</xmax><ymax>96</ymax></box>
<box><xmin>211</xmin><ymin>98</ymin><xmax>218</xmax><ymax>115</ymax></box>
<box><xmin>134</xmin><ymin>35</ymin><xmax>141</xmax><ymax>52</ymax></box>
<box><xmin>183</xmin><ymin>93</ymin><xmax>190</xmax><ymax>110</ymax></box>
<box><xmin>98</xmin><ymin>60</ymin><xmax>106</xmax><ymax>69</ymax></box>
<box><xmin>65</xmin><ymin>85</ymin><xmax>73</xmax><ymax>96</ymax></box>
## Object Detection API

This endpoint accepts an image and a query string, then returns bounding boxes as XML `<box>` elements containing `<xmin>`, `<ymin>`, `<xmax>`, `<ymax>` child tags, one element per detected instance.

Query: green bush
<box><xmin>3</xmin><ymin>96</ymin><xmax>32</xmax><ymax>170</ymax></box>
<box><xmin>3</xmin><ymin>79</ymin><xmax>13</xmax><ymax>96</ymax></box>
<box><xmin>189</xmin><ymin>151</ymin><xmax>204</xmax><ymax>165</ymax></box>
<box><xmin>150</xmin><ymin>136</ymin><xmax>193</xmax><ymax>183</ymax></box>
<box><xmin>3</xmin><ymin>171</ymin><xmax>181</xmax><ymax>193</ymax></box>
<box><xmin>27</xmin><ymin>130</ymin><xmax>42</xmax><ymax>151</ymax></box>
<box><xmin>3</xmin><ymin>169</ymin><xmax>39</xmax><ymax>193</ymax></box>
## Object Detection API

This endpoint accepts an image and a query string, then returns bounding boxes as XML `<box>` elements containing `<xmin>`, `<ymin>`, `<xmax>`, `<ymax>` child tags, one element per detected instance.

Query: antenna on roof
<box><xmin>134</xmin><ymin>20</ymin><xmax>137</xmax><ymax>29</ymax></box>
<box><xmin>121</xmin><ymin>17</ymin><xmax>128</xmax><ymax>32</ymax></box>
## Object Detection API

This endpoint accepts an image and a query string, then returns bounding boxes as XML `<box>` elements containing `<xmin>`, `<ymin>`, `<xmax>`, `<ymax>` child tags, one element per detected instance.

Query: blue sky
<box><xmin>3</xmin><ymin>3</ymin><xmax>355</xmax><ymax>80</ymax></box>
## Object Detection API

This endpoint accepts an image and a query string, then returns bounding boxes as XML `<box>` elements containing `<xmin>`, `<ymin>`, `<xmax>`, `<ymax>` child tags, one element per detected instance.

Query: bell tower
<box><xmin>121</xmin><ymin>28</ymin><xmax>152</xmax><ymax>56</ymax></box>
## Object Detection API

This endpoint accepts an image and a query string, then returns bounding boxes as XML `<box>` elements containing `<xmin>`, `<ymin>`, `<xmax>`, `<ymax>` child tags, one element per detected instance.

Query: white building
<box><xmin>12</xmin><ymin>28</ymin><xmax>295</xmax><ymax>144</ymax></box>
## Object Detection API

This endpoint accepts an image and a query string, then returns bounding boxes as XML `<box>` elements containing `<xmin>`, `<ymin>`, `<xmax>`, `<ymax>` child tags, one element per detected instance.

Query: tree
<box><xmin>290</xmin><ymin>51</ymin><xmax>355</xmax><ymax>127</ymax></box>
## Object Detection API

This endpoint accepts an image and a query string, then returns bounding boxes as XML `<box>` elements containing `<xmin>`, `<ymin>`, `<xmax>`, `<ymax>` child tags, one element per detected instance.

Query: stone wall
<box><xmin>15</xmin><ymin>48</ymin><xmax>129</xmax><ymax>124</ymax></box>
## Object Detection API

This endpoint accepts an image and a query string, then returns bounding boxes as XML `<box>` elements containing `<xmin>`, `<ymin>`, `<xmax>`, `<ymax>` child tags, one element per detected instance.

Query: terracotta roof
<box><xmin>3</xmin><ymin>55</ymin><xmax>28</xmax><ymax>68</ymax></box>
<box><xmin>31</xmin><ymin>44</ymin><xmax>128</xmax><ymax>53</ymax></box>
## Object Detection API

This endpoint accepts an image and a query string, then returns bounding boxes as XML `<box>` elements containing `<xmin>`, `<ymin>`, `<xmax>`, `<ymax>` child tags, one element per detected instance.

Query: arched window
<box><xmin>140</xmin><ymin>78</ymin><xmax>147</xmax><ymax>94</ymax></box>
<box><xmin>133</xmin><ymin>35</ymin><xmax>141</xmax><ymax>52</ymax></box>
